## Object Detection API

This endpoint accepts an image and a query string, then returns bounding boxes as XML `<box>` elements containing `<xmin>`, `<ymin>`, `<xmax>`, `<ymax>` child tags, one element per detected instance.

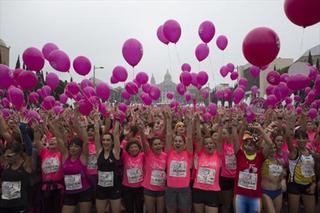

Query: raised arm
<box><xmin>185</xmin><ymin>112</ymin><xmax>193</xmax><ymax>153</ymax></box>
<box><xmin>0</xmin><ymin>114</ymin><xmax>12</xmax><ymax>143</ymax></box>
<box><xmin>113</xmin><ymin>118</ymin><xmax>121</xmax><ymax>160</ymax></box>
<box><xmin>165</xmin><ymin>110</ymin><xmax>173</xmax><ymax>152</ymax></box>
<box><xmin>18</xmin><ymin>114</ymin><xmax>33</xmax><ymax>173</ymax></box>
<box><xmin>93</xmin><ymin>110</ymin><xmax>101</xmax><ymax>154</ymax></box>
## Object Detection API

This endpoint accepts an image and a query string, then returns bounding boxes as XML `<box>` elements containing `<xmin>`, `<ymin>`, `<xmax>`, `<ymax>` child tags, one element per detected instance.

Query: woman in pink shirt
<box><xmin>164</xmin><ymin>111</ymin><xmax>193</xmax><ymax>213</ymax></box>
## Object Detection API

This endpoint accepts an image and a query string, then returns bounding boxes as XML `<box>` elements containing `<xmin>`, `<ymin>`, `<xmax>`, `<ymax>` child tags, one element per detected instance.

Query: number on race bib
<box><xmin>169</xmin><ymin>160</ymin><xmax>187</xmax><ymax>177</ymax></box>
<box><xmin>238</xmin><ymin>171</ymin><xmax>257</xmax><ymax>190</ymax></box>
<box><xmin>87</xmin><ymin>155</ymin><xmax>98</xmax><ymax>169</ymax></box>
<box><xmin>269</xmin><ymin>164</ymin><xmax>283</xmax><ymax>177</ymax></box>
<box><xmin>98</xmin><ymin>171</ymin><xmax>114</xmax><ymax>187</ymax></box>
<box><xmin>64</xmin><ymin>174</ymin><xmax>82</xmax><ymax>191</ymax></box>
<box><xmin>197</xmin><ymin>167</ymin><xmax>215</xmax><ymax>185</ymax></box>
<box><xmin>225</xmin><ymin>155</ymin><xmax>236</xmax><ymax>170</ymax></box>
<box><xmin>42</xmin><ymin>157</ymin><xmax>60</xmax><ymax>174</ymax></box>
<box><xmin>150</xmin><ymin>170</ymin><xmax>166</xmax><ymax>186</ymax></box>
<box><xmin>127</xmin><ymin>168</ymin><xmax>143</xmax><ymax>184</ymax></box>
<box><xmin>1</xmin><ymin>181</ymin><xmax>21</xmax><ymax>200</ymax></box>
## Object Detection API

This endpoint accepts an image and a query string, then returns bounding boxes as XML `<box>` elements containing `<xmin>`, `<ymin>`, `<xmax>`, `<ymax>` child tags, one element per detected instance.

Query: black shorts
<box><xmin>287</xmin><ymin>182</ymin><xmax>315</xmax><ymax>195</ymax></box>
<box><xmin>63</xmin><ymin>188</ymin><xmax>93</xmax><ymax>206</ymax></box>
<box><xmin>144</xmin><ymin>188</ymin><xmax>165</xmax><ymax>197</ymax></box>
<box><xmin>96</xmin><ymin>186</ymin><xmax>121</xmax><ymax>200</ymax></box>
<box><xmin>219</xmin><ymin>176</ymin><xmax>235</xmax><ymax>191</ymax></box>
<box><xmin>192</xmin><ymin>188</ymin><xmax>220</xmax><ymax>207</ymax></box>
<box><xmin>0</xmin><ymin>206</ymin><xmax>27</xmax><ymax>213</ymax></box>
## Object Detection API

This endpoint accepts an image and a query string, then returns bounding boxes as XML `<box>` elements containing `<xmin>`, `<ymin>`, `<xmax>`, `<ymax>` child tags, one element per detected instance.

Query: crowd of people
<box><xmin>0</xmin><ymin>104</ymin><xmax>319</xmax><ymax>213</ymax></box>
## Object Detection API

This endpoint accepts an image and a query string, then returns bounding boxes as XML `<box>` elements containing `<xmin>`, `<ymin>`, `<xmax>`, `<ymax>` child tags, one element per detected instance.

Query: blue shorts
<box><xmin>262</xmin><ymin>189</ymin><xmax>282</xmax><ymax>200</ymax></box>
<box><xmin>234</xmin><ymin>194</ymin><xmax>261</xmax><ymax>213</ymax></box>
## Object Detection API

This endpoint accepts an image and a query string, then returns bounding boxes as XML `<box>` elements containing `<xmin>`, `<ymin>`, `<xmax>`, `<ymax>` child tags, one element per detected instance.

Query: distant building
<box><xmin>157</xmin><ymin>70</ymin><xmax>177</xmax><ymax>103</ymax></box>
<box><xmin>0</xmin><ymin>39</ymin><xmax>10</xmax><ymax>66</ymax></box>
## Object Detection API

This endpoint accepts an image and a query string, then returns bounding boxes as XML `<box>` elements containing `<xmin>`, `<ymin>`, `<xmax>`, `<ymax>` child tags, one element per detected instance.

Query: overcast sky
<box><xmin>0</xmin><ymin>0</ymin><xmax>319</xmax><ymax>88</ymax></box>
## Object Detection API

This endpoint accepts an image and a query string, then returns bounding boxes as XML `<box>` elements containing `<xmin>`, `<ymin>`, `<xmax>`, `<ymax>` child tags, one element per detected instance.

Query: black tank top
<box><xmin>97</xmin><ymin>150</ymin><xmax>122</xmax><ymax>189</ymax></box>
<box><xmin>0</xmin><ymin>163</ymin><xmax>30</xmax><ymax>208</ymax></box>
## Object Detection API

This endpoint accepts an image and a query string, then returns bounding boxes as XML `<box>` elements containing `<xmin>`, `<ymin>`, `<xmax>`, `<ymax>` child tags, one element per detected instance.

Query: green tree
<box><xmin>308</xmin><ymin>51</ymin><xmax>313</xmax><ymax>65</ymax></box>
<box><xmin>15</xmin><ymin>55</ymin><xmax>21</xmax><ymax>69</ymax></box>
<box><xmin>316</xmin><ymin>58</ymin><xmax>320</xmax><ymax>72</ymax></box>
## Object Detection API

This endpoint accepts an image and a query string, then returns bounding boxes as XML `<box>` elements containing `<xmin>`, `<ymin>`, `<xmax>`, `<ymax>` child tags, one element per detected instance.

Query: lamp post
<box><xmin>93</xmin><ymin>65</ymin><xmax>104</xmax><ymax>87</ymax></box>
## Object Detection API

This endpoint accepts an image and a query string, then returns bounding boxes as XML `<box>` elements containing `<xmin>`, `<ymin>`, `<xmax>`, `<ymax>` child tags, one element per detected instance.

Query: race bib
<box><xmin>197</xmin><ymin>167</ymin><xmax>215</xmax><ymax>185</ymax></box>
<box><xmin>269</xmin><ymin>164</ymin><xmax>283</xmax><ymax>177</ymax></box>
<box><xmin>225</xmin><ymin>155</ymin><xmax>236</xmax><ymax>170</ymax></box>
<box><xmin>238</xmin><ymin>171</ymin><xmax>257</xmax><ymax>190</ymax></box>
<box><xmin>64</xmin><ymin>174</ymin><xmax>82</xmax><ymax>191</ymax></box>
<box><xmin>42</xmin><ymin>157</ymin><xmax>60</xmax><ymax>174</ymax></box>
<box><xmin>150</xmin><ymin>170</ymin><xmax>166</xmax><ymax>186</ymax></box>
<box><xmin>169</xmin><ymin>160</ymin><xmax>187</xmax><ymax>177</ymax></box>
<box><xmin>127</xmin><ymin>167</ymin><xmax>143</xmax><ymax>184</ymax></box>
<box><xmin>98</xmin><ymin>171</ymin><xmax>114</xmax><ymax>187</ymax></box>
<box><xmin>301</xmin><ymin>163</ymin><xmax>315</xmax><ymax>177</ymax></box>
<box><xmin>87</xmin><ymin>154</ymin><xmax>97</xmax><ymax>169</ymax></box>
<box><xmin>1</xmin><ymin>181</ymin><xmax>21</xmax><ymax>200</ymax></box>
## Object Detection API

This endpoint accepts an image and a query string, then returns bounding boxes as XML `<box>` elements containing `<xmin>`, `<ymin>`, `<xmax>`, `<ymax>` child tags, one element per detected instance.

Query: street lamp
<box><xmin>93</xmin><ymin>65</ymin><xmax>104</xmax><ymax>87</ymax></box>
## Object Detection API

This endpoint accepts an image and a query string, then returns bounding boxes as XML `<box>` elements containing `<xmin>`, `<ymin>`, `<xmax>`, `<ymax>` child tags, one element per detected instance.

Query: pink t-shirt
<box><xmin>87</xmin><ymin>140</ymin><xmax>97</xmax><ymax>175</ymax></box>
<box><xmin>122</xmin><ymin>151</ymin><xmax>145</xmax><ymax>188</ymax></box>
<box><xmin>193</xmin><ymin>150</ymin><xmax>221</xmax><ymax>191</ymax></box>
<box><xmin>167</xmin><ymin>150</ymin><xmax>192</xmax><ymax>188</ymax></box>
<box><xmin>142</xmin><ymin>150</ymin><xmax>167</xmax><ymax>191</ymax></box>
<box><xmin>220</xmin><ymin>142</ymin><xmax>237</xmax><ymax>178</ymax></box>
<box><xmin>40</xmin><ymin>149</ymin><xmax>63</xmax><ymax>183</ymax></box>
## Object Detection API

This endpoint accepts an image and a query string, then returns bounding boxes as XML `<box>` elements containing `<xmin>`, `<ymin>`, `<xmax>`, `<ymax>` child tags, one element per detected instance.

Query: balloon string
<box><xmin>167</xmin><ymin>45</ymin><xmax>173</xmax><ymax>73</ymax></box>
<box><xmin>132</xmin><ymin>67</ymin><xmax>135</xmax><ymax>81</ymax></box>
<box><xmin>299</xmin><ymin>28</ymin><xmax>305</xmax><ymax>57</ymax></box>
<box><xmin>174</xmin><ymin>45</ymin><xmax>181</xmax><ymax>66</ymax></box>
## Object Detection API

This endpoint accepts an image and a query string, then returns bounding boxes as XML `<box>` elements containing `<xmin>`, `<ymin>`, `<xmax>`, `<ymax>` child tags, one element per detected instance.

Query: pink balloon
<box><xmin>96</xmin><ymin>82</ymin><xmax>110</xmax><ymax>101</ymax></box>
<box><xmin>118</xmin><ymin>103</ymin><xmax>128</xmax><ymax>112</ymax></box>
<box><xmin>181</xmin><ymin>63</ymin><xmax>191</xmax><ymax>72</ymax></box>
<box><xmin>266</xmin><ymin>95</ymin><xmax>278</xmax><ymax>108</ymax></box>
<box><xmin>42</xmin><ymin>96</ymin><xmax>56</xmax><ymax>110</ymax></box>
<box><xmin>251</xmin><ymin>86</ymin><xmax>258</xmax><ymax>95</ymax></box>
<box><xmin>29</xmin><ymin>92</ymin><xmax>39</xmax><ymax>104</ymax></box>
<box><xmin>216</xmin><ymin>35</ymin><xmax>228</xmax><ymax>50</ymax></box>
<box><xmin>305</xmin><ymin>90</ymin><xmax>316</xmax><ymax>105</ymax></box>
<box><xmin>238</xmin><ymin>78</ymin><xmax>248</xmax><ymax>89</ymax></box>
<box><xmin>233</xmin><ymin>87</ymin><xmax>245</xmax><ymax>104</ymax></box>
<box><xmin>166</xmin><ymin>92</ymin><xmax>174</xmax><ymax>100</ymax></box>
<box><xmin>0</xmin><ymin>64</ymin><xmax>13</xmax><ymax>89</ymax></box>
<box><xmin>208</xmin><ymin>103</ymin><xmax>217</xmax><ymax>116</ymax></box>
<box><xmin>249</xmin><ymin>66</ymin><xmax>260</xmax><ymax>78</ymax></box>
<box><xmin>42</xmin><ymin>85</ymin><xmax>52</xmax><ymax>97</ymax></box>
<box><xmin>18</xmin><ymin>71</ymin><xmax>38</xmax><ymax>90</ymax></box>
<box><xmin>140</xmin><ymin>92</ymin><xmax>152</xmax><ymax>105</ymax></box>
<box><xmin>78</xmin><ymin>99</ymin><xmax>93</xmax><ymax>116</ymax></box>
<box><xmin>157</xmin><ymin>25</ymin><xmax>169</xmax><ymax>45</ymax></box>
<box><xmin>122</xmin><ymin>38</ymin><xmax>143</xmax><ymax>67</ymax></box>
<box><xmin>142</xmin><ymin>83</ymin><xmax>151</xmax><ymax>93</ymax></box>
<box><xmin>223</xmin><ymin>88</ymin><xmax>233</xmax><ymax>101</ymax></box>
<box><xmin>230</xmin><ymin>72</ymin><xmax>239</xmax><ymax>81</ymax></box>
<box><xmin>125</xmin><ymin>82</ymin><xmax>139</xmax><ymax>95</ymax></box>
<box><xmin>163</xmin><ymin>19</ymin><xmax>181</xmax><ymax>44</ymax></box>
<box><xmin>215</xmin><ymin>90</ymin><xmax>223</xmax><ymax>99</ymax></box>
<box><xmin>308</xmin><ymin>66</ymin><xmax>318</xmax><ymax>80</ymax></box>
<box><xmin>149</xmin><ymin>86</ymin><xmax>161</xmax><ymax>100</ymax></box>
<box><xmin>287</xmin><ymin>74</ymin><xmax>309</xmax><ymax>91</ymax></box>
<box><xmin>202</xmin><ymin>112</ymin><xmax>212</xmax><ymax>122</ymax></box>
<box><xmin>195</xmin><ymin>43</ymin><xmax>209</xmax><ymax>62</ymax></box>
<box><xmin>220</xmin><ymin>66</ymin><xmax>229</xmax><ymax>78</ymax></box>
<box><xmin>285</xmin><ymin>97</ymin><xmax>292</xmax><ymax>105</ymax></box>
<box><xmin>185</xmin><ymin>93</ymin><xmax>192</xmax><ymax>102</ymax></box>
<box><xmin>59</xmin><ymin>93</ymin><xmax>68</xmax><ymax>104</ymax></box>
<box><xmin>266</xmin><ymin>70</ymin><xmax>281</xmax><ymax>86</ymax></box>
<box><xmin>201</xmin><ymin>89</ymin><xmax>209</xmax><ymax>99</ymax></box>
<box><xmin>199</xmin><ymin>20</ymin><xmax>215</xmax><ymax>43</ymax></box>
<box><xmin>197</xmin><ymin>71</ymin><xmax>209</xmax><ymax>86</ymax></box>
<box><xmin>133</xmin><ymin>79</ymin><xmax>141</xmax><ymax>88</ymax></box>
<box><xmin>49</xmin><ymin>50</ymin><xmax>70</xmax><ymax>72</ymax></box>
<box><xmin>45</xmin><ymin>72</ymin><xmax>60</xmax><ymax>90</ymax></box>
<box><xmin>80</xmin><ymin>79</ymin><xmax>94</xmax><ymax>89</ymax></box>
<box><xmin>266</xmin><ymin>85</ymin><xmax>275</xmax><ymax>96</ymax></box>
<box><xmin>280</xmin><ymin>73</ymin><xmax>289</xmax><ymax>83</ymax></box>
<box><xmin>89</xmin><ymin>96</ymin><xmax>100</xmax><ymax>107</ymax></box>
<box><xmin>66</xmin><ymin>82</ymin><xmax>80</xmax><ymax>96</ymax></box>
<box><xmin>284</xmin><ymin>0</ymin><xmax>320</xmax><ymax>28</ymax></box>
<box><xmin>226</xmin><ymin>63</ymin><xmax>235</xmax><ymax>72</ymax></box>
<box><xmin>42</xmin><ymin>43</ymin><xmax>58</xmax><ymax>60</ymax></box>
<box><xmin>53</xmin><ymin>105</ymin><xmax>63</xmax><ymax>115</ymax></box>
<box><xmin>22</xmin><ymin>47</ymin><xmax>45</xmax><ymax>72</ymax></box>
<box><xmin>180</xmin><ymin>71</ymin><xmax>192</xmax><ymax>86</ymax></box>
<box><xmin>121</xmin><ymin>90</ymin><xmax>131</xmax><ymax>100</ymax></box>
<box><xmin>308</xmin><ymin>108</ymin><xmax>318</xmax><ymax>119</ymax></box>
<box><xmin>136</xmin><ymin>72</ymin><xmax>149</xmax><ymax>85</ymax></box>
<box><xmin>110</xmin><ymin>76</ymin><xmax>119</xmax><ymax>84</ymax></box>
<box><xmin>314</xmin><ymin>75</ymin><xmax>320</xmax><ymax>91</ymax></box>
<box><xmin>242</xmin><ymin>27</ymin><xmax>280</xmax><ymax>68</ymax></box>
<box><xmin>83</xmin><ymin>86</ymin><xmax>96</xmax><ymax>98</ymax></box>
<box><xmin>176</xmin><ymin>83</ymin><xmax>186</xmax><ymax>96</ymax></box>
<box><xmin>112</xmin><ymin>66</ymin><xmax>128</xmax><ymax>82</ymax></box>
<box><xmin>191</xmin><ymin>73</ymin><xmax>198</xmax><ymax>86</ymax></box>
<box><xmin>1</xmin><ymin>97</ymin><xmax>10</xmax><ymax>108</ymax></box>
<box><xmin>73</xmin><ymin>56</ymin><xmax>92</xmax><ymax>76</ymax></box>
<box><xmin>1</xmin><ymin>108</ymin><xmax>10</xmax><ymax>119</ymax></box>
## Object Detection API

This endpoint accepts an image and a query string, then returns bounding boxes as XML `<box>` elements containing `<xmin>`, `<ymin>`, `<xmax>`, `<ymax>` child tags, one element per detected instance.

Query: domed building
<box><xmin>0</xmin><ymin>38</ymin><xmax>10</xmax><ymax>66</ymax></box>
<box><xmin>157</xmin><ymin>70</ymin><xmax>177</xmax><ymax>103</ymax></box>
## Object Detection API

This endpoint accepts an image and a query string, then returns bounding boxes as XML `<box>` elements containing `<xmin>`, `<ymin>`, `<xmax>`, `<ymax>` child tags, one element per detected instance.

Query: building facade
<box><xmin>0</xmin><ymin>39</ymin><xmax>10</xmax><ymax>66</ymax></box>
